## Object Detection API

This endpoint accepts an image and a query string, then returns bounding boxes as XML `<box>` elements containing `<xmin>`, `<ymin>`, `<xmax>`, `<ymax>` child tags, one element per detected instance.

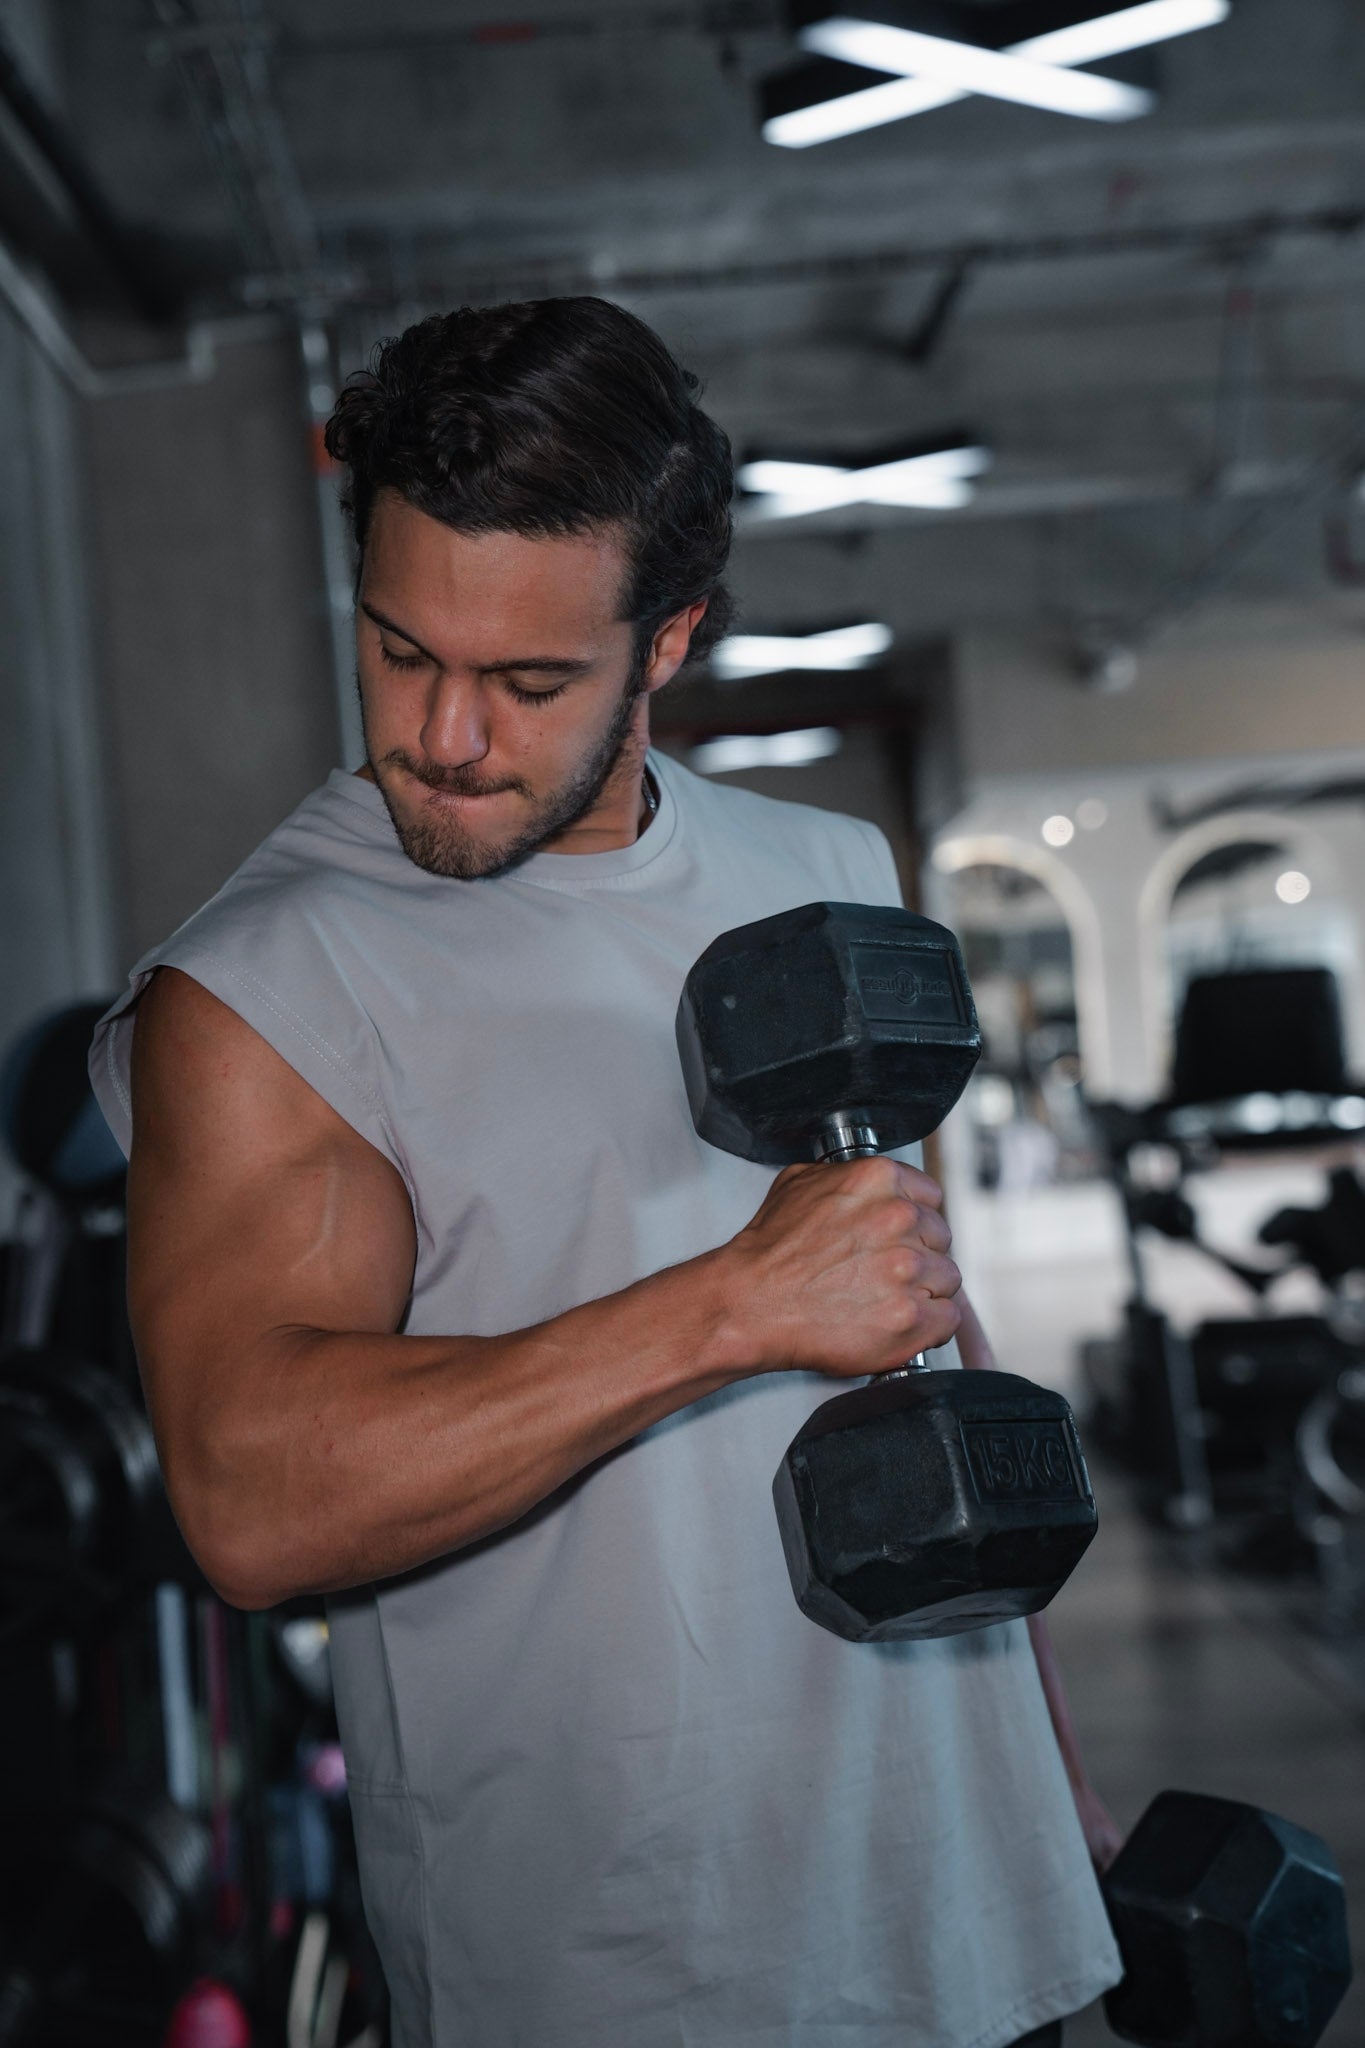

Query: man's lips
<box><xmin>406</xmin><ymin>769</ymin><xmax>522</xmax><ymax>802</ymax></box>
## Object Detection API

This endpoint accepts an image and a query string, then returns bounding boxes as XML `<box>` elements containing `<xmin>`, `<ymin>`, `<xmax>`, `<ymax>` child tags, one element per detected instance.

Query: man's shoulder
<box><xmin>658</xmin><ymin>751</ymin><xmax>897</xmax><ymax>898</ymax></box>
<box><xmin>147</xmin><ymin>774</ymin><xmax>401</xmax><ymax>965</ymax></box>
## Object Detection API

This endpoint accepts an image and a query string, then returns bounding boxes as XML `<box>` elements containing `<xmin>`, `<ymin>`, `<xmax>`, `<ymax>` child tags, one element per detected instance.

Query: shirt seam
<box><xmin>159</xmin><ymin>942</ymin><xmax>391</xmax><ymax>1119</ymax></box>
<box><xmin>121</xmin><ymin>944</ymin><xmax>416</xmax><ymax>1209</ymax></box>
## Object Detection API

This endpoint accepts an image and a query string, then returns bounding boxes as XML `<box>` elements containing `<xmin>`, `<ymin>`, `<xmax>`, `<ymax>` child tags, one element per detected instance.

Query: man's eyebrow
<box><xmin>361</xmin><ymin>601</ymin><xmax>434</xmax><ymax>653</ymax></box>
<box><xmin>473</xmin><ymin>655</ymin><xmax>595</xmax><ymax>677</ymax></box>
<box><xmin>360</xmin><ymin>602</ymin><xmax>594</xmax><ymax>677</ymax></box>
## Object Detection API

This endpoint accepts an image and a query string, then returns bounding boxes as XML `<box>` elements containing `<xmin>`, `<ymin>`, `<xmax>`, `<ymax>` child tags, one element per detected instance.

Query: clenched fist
<box><xmin>723</xmin><ymin>1155</ymin><xmax>961</xmax><ymax>1378</ymax></box>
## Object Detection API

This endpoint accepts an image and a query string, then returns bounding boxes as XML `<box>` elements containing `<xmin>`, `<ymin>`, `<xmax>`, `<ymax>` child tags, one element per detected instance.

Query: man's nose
<box><xmin>419</xmin><ymin>672</ymin><xmax>491</xmax><ymax>768</ymax></box>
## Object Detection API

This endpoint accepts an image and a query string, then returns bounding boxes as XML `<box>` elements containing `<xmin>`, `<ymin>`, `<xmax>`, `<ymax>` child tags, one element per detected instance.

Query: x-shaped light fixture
<box><xmin>712</xmin><ymin>622</ymin><xmax>894</xmax><ymax>678</ymax></box>
<box><xmin>763</xmin><ymin>0</ymin><xmax>1230</xmax><ymax>146</ymax></box>
<box><xmin>739</xmin><ymin>437</ymin><xmax>992</xmax><ymax>523</ymax></box>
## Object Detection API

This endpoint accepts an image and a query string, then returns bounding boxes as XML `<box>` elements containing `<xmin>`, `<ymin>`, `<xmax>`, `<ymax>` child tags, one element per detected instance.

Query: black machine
<box><xmin>1084</xmin><ymin>964</ymin><xmax>1365</xmax><ymax>1592</ymax></box>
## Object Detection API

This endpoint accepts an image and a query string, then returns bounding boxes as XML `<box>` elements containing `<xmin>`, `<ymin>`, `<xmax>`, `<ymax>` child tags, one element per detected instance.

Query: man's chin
<box><xmin>391</xmin><ymin>812</ymin><xmax>541</xmax><ymax>881</ymax></box>
<box><xmin>370</xmin><ymin>771</ymin><xmax>533</xmax><ymax>880</ymax></box>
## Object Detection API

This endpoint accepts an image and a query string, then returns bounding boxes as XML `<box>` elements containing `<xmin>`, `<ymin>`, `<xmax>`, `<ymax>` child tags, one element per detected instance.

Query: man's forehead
<box><xmin>362</xmin><ymin>492</ymin><xmax>628</xmax><ymax>633</ymax></box>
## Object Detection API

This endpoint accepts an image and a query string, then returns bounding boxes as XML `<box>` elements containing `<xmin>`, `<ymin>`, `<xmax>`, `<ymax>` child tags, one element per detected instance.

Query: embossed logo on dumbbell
<box><xmin>858</xmin><ymin>969</ymin><xmax>954</xmax><ymax>1006</ymax></box>
<box><xmin>847</xmin><ymin>943</ymin><xmax>965</xmax><ymax>1026</ymax></box>
<box><xmin>961</xmin><ymin>1420</ymin><xmax>1079</xmax><ymax>1499</ymax></box>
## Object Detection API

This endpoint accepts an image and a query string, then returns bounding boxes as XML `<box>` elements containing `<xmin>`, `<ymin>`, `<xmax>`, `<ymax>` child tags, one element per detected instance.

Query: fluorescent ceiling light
<box><xmin>712</xmin><ymin>622</ymin><xmax>893</xmax><ymax>679</ymax></box>
<box><xmin>738</xmin><ymin>445</ymin><xmax>991</xmax><ymax>520</ymax></box>
<box><xmin>799</xmin><ymin>18</ymin><xmax>1153</xmax><ymax>120</ymax></box>
<box><xmin>766</xmin><ymin>0</ymin><xmax>1227</xmax><ymax>146</ymax></box>
<box><xmin>765</xmin><ymin>73</ymin><xmax>963</xmax><ymax>146</ymax></box>
<box><xmin>1015</xmin><ymin>0</ymin><xmax>1230</xmax><ymax>68</ymax></box>
<box><xmin>691</xmin><ymin>728</ymin><xmax>844</xmax><ymax>774</ymax></box>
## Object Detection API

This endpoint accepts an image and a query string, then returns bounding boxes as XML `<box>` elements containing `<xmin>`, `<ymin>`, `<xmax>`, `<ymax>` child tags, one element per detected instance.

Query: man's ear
<box><xmin>643</xmin><ymin>600</ymin><xmax>710</xmax><ymax>694</ymax></box>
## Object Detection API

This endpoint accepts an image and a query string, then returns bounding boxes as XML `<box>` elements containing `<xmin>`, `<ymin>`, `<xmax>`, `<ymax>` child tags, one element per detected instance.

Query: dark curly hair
<box><xmin>324</xmin><ymin>297</ymin><xmax>735</xmax><ymax>665</ymax></box>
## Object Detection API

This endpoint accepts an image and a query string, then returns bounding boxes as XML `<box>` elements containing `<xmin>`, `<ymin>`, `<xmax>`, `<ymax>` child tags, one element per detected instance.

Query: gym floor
<box><xmin>1049</xmin><ymin>1463</ymin><xmax>1365</xmax><ymax>2046</ymax></box>
<box><xmin>959</xmin><ymin>1170</ymin><xmax>1365</xmax><ymax>2046</ymax></box>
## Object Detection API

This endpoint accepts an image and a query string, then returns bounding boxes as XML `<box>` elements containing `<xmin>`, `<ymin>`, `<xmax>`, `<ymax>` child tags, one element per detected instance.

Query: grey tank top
<box><xmin>91</xmin><ymin>749</ymin><xmax>1120</xmax><ymax>2048</ymax></box>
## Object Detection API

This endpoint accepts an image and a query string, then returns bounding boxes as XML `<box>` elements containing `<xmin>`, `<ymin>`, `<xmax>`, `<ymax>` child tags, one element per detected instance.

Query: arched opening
<box><xmin>939</xmin><ymin>858</ymin><xmax>1098</xmax><ymax>1190</ymax></box>
<box><xmin>1142</xmin><ymin>816</ymin><xmax>1361</xmax><ymax>1099</ymax></box>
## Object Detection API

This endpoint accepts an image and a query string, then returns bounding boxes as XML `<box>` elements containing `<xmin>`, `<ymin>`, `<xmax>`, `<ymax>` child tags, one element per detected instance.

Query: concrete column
<box><xmin>0</xmin><ymin>297</ymin><xmax>120</xmax><ymax>1226</ymax></box>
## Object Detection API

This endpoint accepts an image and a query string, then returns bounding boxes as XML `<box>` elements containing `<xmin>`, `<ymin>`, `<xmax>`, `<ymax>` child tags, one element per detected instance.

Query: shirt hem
<box><xmin>964</xmin><ymin>1961</ymin><xmax>1122</xmax><ymax>2048</ymax></box>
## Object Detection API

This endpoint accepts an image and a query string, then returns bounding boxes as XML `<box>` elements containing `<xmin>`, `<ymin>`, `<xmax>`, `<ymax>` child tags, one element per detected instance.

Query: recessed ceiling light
<box><xmin>1042</xmin><ymin>814</ymin><xmax>1076</xmax><ymax>847</ymax></box>
<box><xmin>1275</xmin><ymin>870</ymin><xmax>1311</xmax><ymax>904</ymax></box>
<box><xmin>690</xmin><ymin>728</ymin><xmax>845</xmax><ymax>774</ymax></box>
<box><xmin>712</xmin><ymin>623</ymin><xmax>893</xmax><ymax>679</ymax></box>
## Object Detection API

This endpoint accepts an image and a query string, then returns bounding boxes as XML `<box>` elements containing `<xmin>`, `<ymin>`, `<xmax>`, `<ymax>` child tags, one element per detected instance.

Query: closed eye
<box><xmin>504</xmin><ymin>678</ymin><xmax>571</xmax><ymax>705</ymax></box>
<box><xmin>378</xmin><ymin>643</ymin><xmax>427</xmax><ymax>672</ymax></box>
<box><xmin>376</xmin><ymin>639</ymin><xmax>576</xmax><ymax>701</ymax></box>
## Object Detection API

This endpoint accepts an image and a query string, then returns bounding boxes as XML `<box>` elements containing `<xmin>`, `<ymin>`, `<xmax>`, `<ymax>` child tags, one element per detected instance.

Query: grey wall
<box><xmin>84</xmin><ymin>328</ymin><xmax>339</xmax><ymax>966</ymax></box>
<box><xmin>955</xmin><ymin>606</ymin><xmax>1365</xmax><ymax>782</ymax></box>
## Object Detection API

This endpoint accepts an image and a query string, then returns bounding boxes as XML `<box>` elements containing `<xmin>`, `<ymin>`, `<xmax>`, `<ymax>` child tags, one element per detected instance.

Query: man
<box><xmin>91</xmin><ymin>297</ymin><xmax>1122</xmax><ymax>2048</ymax></box>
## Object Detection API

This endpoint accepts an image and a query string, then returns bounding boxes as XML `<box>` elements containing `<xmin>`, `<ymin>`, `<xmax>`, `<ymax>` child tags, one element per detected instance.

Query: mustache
<box><xmin>383</xmin><ymin>752</ymin><xmax>531</xmax><ymax>799</ymax></box>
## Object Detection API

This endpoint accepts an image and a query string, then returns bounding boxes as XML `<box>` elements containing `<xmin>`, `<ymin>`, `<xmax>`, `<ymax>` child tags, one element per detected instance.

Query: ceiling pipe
<box><xmin>902</xmin><ymin>255</ymin><xmax>975</xmax><ymax>367</ymax></box>
<box><xmin>328</xmin><ymin>204</ymin><xmax>1365</xmax><ymax>314</ymax></box>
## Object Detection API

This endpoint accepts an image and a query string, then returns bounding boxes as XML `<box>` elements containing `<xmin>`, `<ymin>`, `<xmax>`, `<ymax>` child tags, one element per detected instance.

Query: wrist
<box><xmin>691</xmin><ymin>1241</ymin><xmax>771</xmax><ymax>1383</ymax></box>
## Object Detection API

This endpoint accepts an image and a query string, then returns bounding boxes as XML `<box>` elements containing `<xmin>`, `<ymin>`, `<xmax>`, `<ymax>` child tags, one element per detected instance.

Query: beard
<box><xmin>361</xmin><ymin>659</ymin><xmax>648</xmax><ymax>881</ymax></box>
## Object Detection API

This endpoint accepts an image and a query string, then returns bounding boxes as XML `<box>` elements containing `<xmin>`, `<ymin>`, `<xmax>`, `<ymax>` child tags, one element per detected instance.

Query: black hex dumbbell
<box><xmin>677</xmin><ymin>900</ymin><xmax>1098</xmax><ymax>1642</ymax></box>
<box><xmin>1103</xmin><ymin>1790</ymin><xmax>1353</xmax><ymax>2048</ymax></box>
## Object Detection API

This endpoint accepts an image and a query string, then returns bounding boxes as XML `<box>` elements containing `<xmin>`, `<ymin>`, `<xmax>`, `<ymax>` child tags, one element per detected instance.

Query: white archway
<box><xmin>929</xmin><ymin>830</ymin><xmax>1112</xmax><ymax>1097</ymax></box>
<box><xmin>1136</xmin><ymin>809</ymin><xmax>1347</xmax><ymax>1089</ymax></box>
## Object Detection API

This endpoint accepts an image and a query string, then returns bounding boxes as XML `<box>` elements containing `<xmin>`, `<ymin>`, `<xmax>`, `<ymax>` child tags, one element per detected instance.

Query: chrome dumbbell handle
<box><xmin>814</xmin><ymin>1113</ymin><xmax>929</xmax><ymax>1381</ymax></box>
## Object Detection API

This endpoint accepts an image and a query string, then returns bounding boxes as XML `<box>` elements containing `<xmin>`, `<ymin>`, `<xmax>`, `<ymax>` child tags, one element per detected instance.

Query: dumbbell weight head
<box><xmin>774</xmin><ymin>1368</ymin><xmax>1095</xmax><ymax>1641</ymax></box>
<box><xmin>1103</xmin><ymin>1791</ymin><xmax>1353</xmax><ymax>2048</ymax></box>
<box><xmin>677</xmin><ymin>899</ymin><xmax>982</xmax><ymax>1164</ymax></box>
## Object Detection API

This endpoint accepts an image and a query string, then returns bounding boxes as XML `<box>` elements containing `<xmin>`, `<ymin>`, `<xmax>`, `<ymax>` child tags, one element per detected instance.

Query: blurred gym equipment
<box><xmin>0</xmin><ymin>1003</ymin><xmax>388</xmax><ymax>2046</ymax></box>
<box><xmin>1087</xmin><ymin>967</ymin><xmax>1365</xmax><ymax>1520</ymax></box>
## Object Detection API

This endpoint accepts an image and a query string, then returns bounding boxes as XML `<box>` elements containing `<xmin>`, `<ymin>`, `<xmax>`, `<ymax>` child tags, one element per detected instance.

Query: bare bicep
<box><xmin>127</xmin><ymin>970</ymin><xmax>416</xmax><ymax>1416</ymax></box>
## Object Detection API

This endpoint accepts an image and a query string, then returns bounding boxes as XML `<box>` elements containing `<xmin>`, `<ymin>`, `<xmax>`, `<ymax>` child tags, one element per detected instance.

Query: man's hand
<box><xmin>722</xmin><ymin>1156</ymin><xmax>962</xmax><ymax>1377</ymax></box>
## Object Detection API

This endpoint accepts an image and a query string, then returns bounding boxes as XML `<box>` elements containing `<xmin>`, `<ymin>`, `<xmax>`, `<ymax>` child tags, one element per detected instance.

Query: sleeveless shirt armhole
<box><xmin>854</xmin><ymin>816</ymin><xmax>905</xmax><ymax>909</ymax></box>
<box><xmin>89</xmin><ymin>942</ymin><xmax>414</xmax><ymax>1210</ymax></box>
